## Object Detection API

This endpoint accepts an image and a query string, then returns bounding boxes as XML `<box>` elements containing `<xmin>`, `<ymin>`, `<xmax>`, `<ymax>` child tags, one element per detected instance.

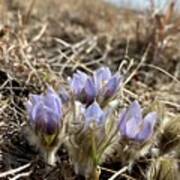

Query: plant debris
<box><xmin>0</xmin><ymin>0</ymin><xmax>180</xmax><ymax>179</ymax></box>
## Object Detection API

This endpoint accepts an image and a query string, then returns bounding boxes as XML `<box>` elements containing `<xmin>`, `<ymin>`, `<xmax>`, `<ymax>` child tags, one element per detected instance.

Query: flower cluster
<box><xmin>70</xmin><ymin>67</ymin><xmax>123</xmax><ymax>105</ymax></box>
<box><xmin>66</xmin><ymin>101</ymin><xmax>111</xmax><ymax>179</ymax></box>
<box><xmin>25</xmin><ymin>66</ymin><xmax>158</xmax><ymax>179</ymax></box>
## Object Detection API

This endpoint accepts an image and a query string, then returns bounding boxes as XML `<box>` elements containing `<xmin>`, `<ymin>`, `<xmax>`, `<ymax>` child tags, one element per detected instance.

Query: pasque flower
<box><xmin>70</xmin><ymin>70</ymin><xmax>97</xmax><ymax>105</ymax></box>
<box><xmin>70</xmin><ymin>67</ymin><xmax>123</xmax><ymax>105</ymax></box>
<box><xmin>25</xmin><ymin>87</ymin><xmax>63</xmax><ymax>165</ymax></box>
<box><xmin>84</xmin><ymin>101</ymin><xmax>107</xmax><ymax>126</ymax></box>
<box><xmin>119</xmin><ymin>100</ymin><xmax>157</xmax><ymax>142</ymax></box>
<box><xmin>66</xmin><ymin>101</ymin><xmax>117</xmax><ymax>179</ymax></box>
<box><xmin>93</xmin><ymin>67</ymin><xmax>123</xmax><ymax>99</ymax></box>
<box><xmin>111</xmin><ymin>101</ymin><xmax>158</xmax><ymax>169</ymax></box>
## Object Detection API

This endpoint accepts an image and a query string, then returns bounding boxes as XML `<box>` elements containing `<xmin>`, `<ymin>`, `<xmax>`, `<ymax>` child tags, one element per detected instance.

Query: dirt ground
<box><xmin>0</xmin><ymin>0</ymin><xmax>180</xmax><ymax>179</ymax></box>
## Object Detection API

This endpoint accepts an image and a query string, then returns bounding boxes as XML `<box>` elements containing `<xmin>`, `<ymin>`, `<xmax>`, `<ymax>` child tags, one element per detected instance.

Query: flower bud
<box><xmin>94</xmin><ymin>67</ymin><xmax>123</xmax><ymax>106</ymax></box>
<box><xmin>70</xmin><ymin>70</ymin><xmax>96</xmax><ymax>105</ymax></box>
<box><xmin>25</xmin><ymin>87</ymin><xmax>63</xmax><ymax>165</ymax></box>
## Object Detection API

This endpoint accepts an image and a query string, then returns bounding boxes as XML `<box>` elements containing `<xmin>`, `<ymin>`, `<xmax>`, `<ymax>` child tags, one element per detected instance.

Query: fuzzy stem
<box><xmin>91</xmin><ymin>128</ymin><xmax>97</xmax><ymax>164</ymax></box>
<box><xmin>96</xmin><ymin>126</ymin><xmax>118</xmax><ymax>162</ymax></box>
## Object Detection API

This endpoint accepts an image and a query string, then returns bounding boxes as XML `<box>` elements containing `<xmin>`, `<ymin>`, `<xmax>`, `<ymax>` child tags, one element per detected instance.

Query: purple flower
<box><xmin>93</xmin><ymin>67</ymin><xmax>123</xmax><ymax>99</ymax></box>
<box><xmin>70</xmin><ymin>71</ymin><xmax>97</xmax><ymax>104</ymax></box>
<box><xmin>119</xmin><ymin>101</ymin><xmax>157</xmax><ymax>142</ymax></box>
<box><xmin>70</xmin><ymin>67</ymin><xmax>123</xmax><ymax>105</ymax></box>
<box><xmin>94</xmin><ymin>67</ymin><xmax>112</xmax><ymax>87</ymax></box>
<box><xmin>70</xmin><ymin>71</ymin><xmax>88</xmax><ymax>95</ymax></box>
<box><xmin>84</xmin><ymin>101</ymin><xmax>107</xmax><ymax>125</ymax></box>
<box><xmin>26</xmin><ymin>87</ymin><xmax>63</xmax><ymax>136</ymax></box>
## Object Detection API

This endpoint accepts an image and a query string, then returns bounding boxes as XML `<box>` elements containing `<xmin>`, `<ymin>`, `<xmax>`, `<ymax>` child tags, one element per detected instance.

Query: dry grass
<box><xmin>0</xmin><ymin>0</ymin><xmax>180</xmax><ymax>179</ymax></box>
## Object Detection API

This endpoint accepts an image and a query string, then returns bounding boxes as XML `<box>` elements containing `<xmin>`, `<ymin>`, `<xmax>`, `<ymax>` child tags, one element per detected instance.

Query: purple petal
<box><xmin>93</xmin><ymin>67</ymin><xmax>112</xmax><ymax>92</ymax></box>
<box><xmin>29</xmin><ymin>94</ymin><xmax>42</xmax><ymax>105</ymax></box>
<box><xmin>44</xmin><ymin>107</ymin><xmax>60</xmax><ymax>135</ymax></box>
<box><xmin>144</xmin><ymin>112</ymin><xmax>157</xmax><ymax>129</ymax></box>
<box><xmin>103</xmin><ymin>74</ymin><xmax>123</xmax><ymax>97</ymax></box>
<box><xmin>27</xmin><ymin>101</ymin><xmax>43</xmax><ymax>128</ymax></box>
<box><xmin>43</xmin><ymin>88</ymin><xmax>62</xmax><ymax>119</ymax></box>
<box><xmin>70</xmin><ymin>71</ymin><xmax>88</xmax><ymax>94</ymax></box>
<box><xmin>85</xmin><ymin>101</ymin><xmax>105</xmax><ymax>124</ymax></box>
<box><xmin>31</xmin><ymin>102</ymin><xmax>47</xmax><ymax>122</ymax></box>
<box><xmin>119</xmin><ymin>101</ymin><xmax>142</xmax><ymax>132</ymax></box>
<box><xmin>118</xmin><ymin>101</ymin><xmax>145</xmax><ymax>140</ymax></box>
<box><xmin>118</xmin><ymin>108</ymin><xmax>128</xmax><ymax>134</ymax></box>
<box><xmin>136</xmin><ymin>112</ymin><xmax>157</xmax><ymax>141</ymax></box>
<box><xmin>124</xmin><ymin>117</ymin><xmax>140</xmax><ymax>139</ymax></box>
<box><xmin>95</xmin><ymin>67</ymin><xmax>112</xmax><ymax>82</ymax></box>
<box><xmin>35</xmin><ymin>106</ymin><xmax>60</xmax><ymax>135</ymax></box>
<box><xmin>84</xmin><ymin>78</ymin><xmax>97</xmax><ymax>102</ymax></box>
<box><xmin>92</xmin><ymin>75</ymin><xmax>100</xmax><ymax>95</ymax></box>
<box><xmin>127</xmin><ymin>101</ymin><xmax>142</xmax><ymax>124</ymax></box>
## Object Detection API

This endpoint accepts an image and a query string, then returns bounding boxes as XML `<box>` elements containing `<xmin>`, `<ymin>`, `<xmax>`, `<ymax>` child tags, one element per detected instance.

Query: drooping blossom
<box><xmin>119</xmin><ymin>100</ymin><xmax>157</xmax><ymax>142</ymax></box>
